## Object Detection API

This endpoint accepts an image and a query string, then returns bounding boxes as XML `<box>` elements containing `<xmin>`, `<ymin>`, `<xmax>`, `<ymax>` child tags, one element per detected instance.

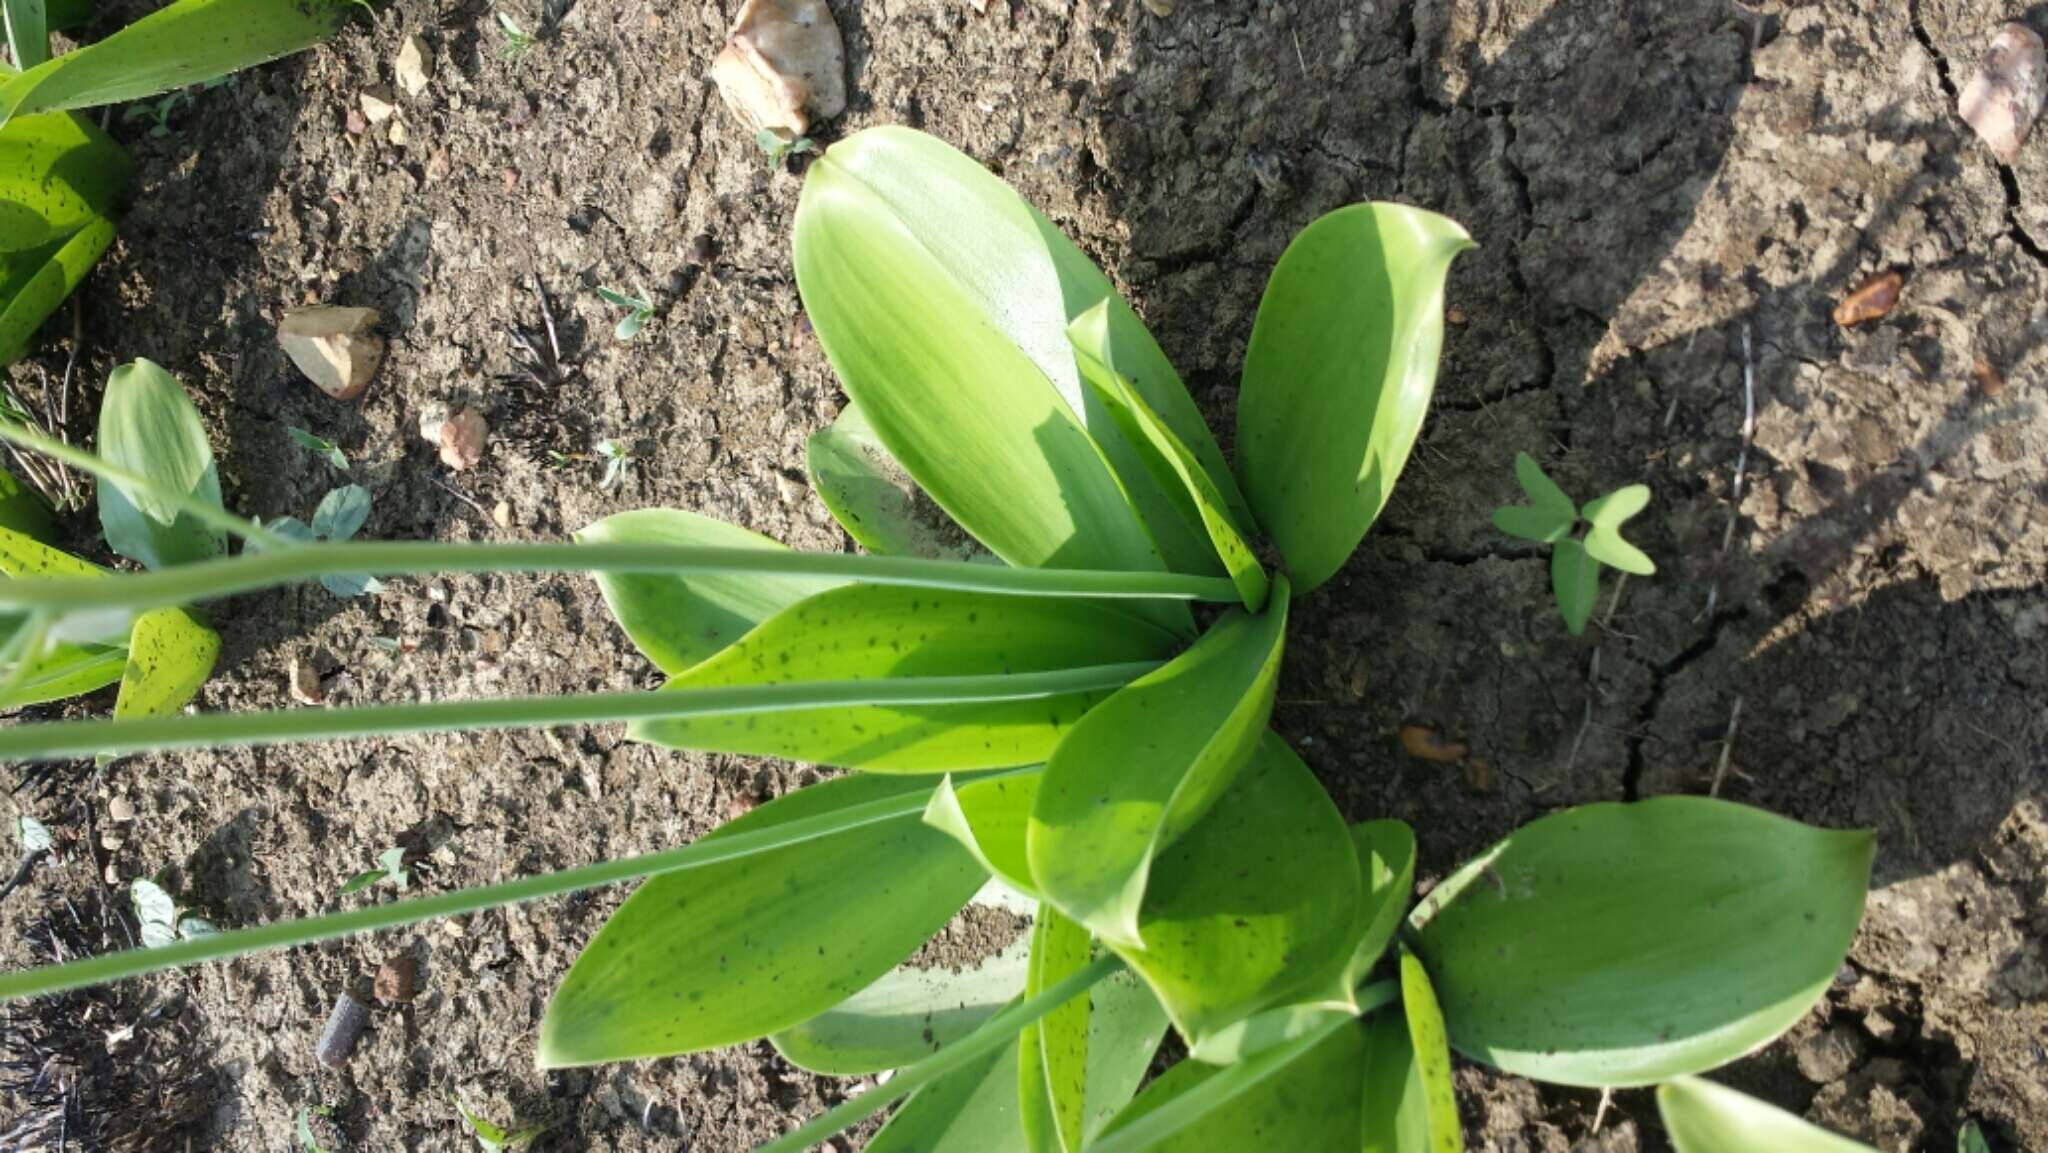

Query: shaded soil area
<box><xmin>3</xmin><ymin>0</ymin><xmax>2045</xmax><ymax>1149</ymax></box>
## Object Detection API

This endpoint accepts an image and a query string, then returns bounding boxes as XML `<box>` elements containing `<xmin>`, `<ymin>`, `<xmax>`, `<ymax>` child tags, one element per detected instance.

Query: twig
<box><xmin>1709</xmin><ymin>695</ymin><xmax>1745</xmax><ymax>797</ymax></box>
<box><xmin>1700</xmin><ymin>323</ymin><xmax>1757</xmax><ymax>621</ymax></box>
<box><xmin>1591</xmin><ymin>1088</ymin><xmax>1614</xmax><ymax>1134</ymax></box>
<box><xmin>428</xmin><ymin>476</ymin><xmax>494</xmax><ymax>522</ymax></box>
<box><xmin>529</xmin><ymin>267</ymin><xmax>563</xmax><ymax>369</ymax></box>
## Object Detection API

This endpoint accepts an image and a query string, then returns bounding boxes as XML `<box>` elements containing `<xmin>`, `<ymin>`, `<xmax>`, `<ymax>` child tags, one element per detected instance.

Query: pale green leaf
<box><xmin>1399</xmin><ymin>948</ymin><xmax>1463</xmax><ymax>1153</ymax></box>
<box><xmin>1236</xmin><ymin>203</ymin><xmax>1472</xmax><ymax>593</ymax></box>
<box><xmin>312</xmin><ymin>484</ymin><xmax>371</xmax><ymax>541</ymax></box>
<box><xmin>1359</xmin><ymin>1007</ymin><xmax>1433</xmax><ymax>1153</ymax></box>
<box><xmin>770</xmin><ymin>936</ymin><xmax>1029</xmax><ymax>1075</ymax></box>
<box><xmin>0</xmin><ymin>212</ymin><xmax>112</xmax><ymax>366</ymax></box>
<box><xmin>794</xmin><ymin>126</ymin><xmax>1244</xmax><ymax>583</ymax></box>
<box><xmin>0</xmin><ymin>524</ymin><xmax>123</xmax><ymax>707</ymax></box>
<box><xmin>1550</xmin><ymin>538</ymin><xmax>1599</xmax><ymax>636</ymax></box>
<box><xmin>1410</xmin><ymin>797</ymin><xmax>1874</xmax><ymax>1087</ymax></box>
<box><xmin>1020</xmin><ymin>906</ymin><xmax>1090</xmax><ymax>1153</ymax></box>
<box><xmin>1960</xmin><ymin>1122</ymin><xmax>1993</xmax><ymax>1153</ymax></box>
<box><xmin>1092</xmin><ymin>1013</ymin><xmax>1367</xmax><ymax>1153</ymax></box>
<box><xmin>926</xmin><ymin>770</ymin><xmax>1041</xmax><ymax>896</ymax></box>
<box><xmin>111</xmin><ymin>606</ymin><xmax>217</xmax><ymax>721</ymax></box>
<box><xmin>1190</xmin><ymin>819</ymin><xmax>1414</xmax><ymax>1064</ymax></box>
<box><xmin>1029</xmin><ymin>582</ymin><xmax>1287</xmax><ymax>948</ymax></box>
<box><xmin>95</xmin><ymin>359</ymin><xmax>224</xmax><ymax>566</ymax></box>
<box><xmin>633</xmin><ymin>583</ymin><xmax>1176</xmax><ymax>772</ymax></box>
<box><xmin>1658</xmin><ymin>1076</ymin><xmax>1881</xmax><ymax>1153</ymax></box>
<box><xmin>1068</xmin><ymin>301</ymin><xmax>1267</xmax><ymax>609</ymax></box>
<box><xmin>806</xmin><ymin>401</ymin><xmax>981</xmax><ymax>560</ymax></box>
<box><xmin>0</xmin><ymin>0</ymin><xmax>351</xmax><ymax>125</ymax></box>
<box><xmin>538</xmin><ymin>774</ymin><xmax>986</xmax><ymax>1066</ymax></box>
<box><xmin>1581</xmin><ymin>484</ymin><xmax>1656</xmax><ymax>576</ymax></box>
<box><xmin>1491</xmin><ymin>452</ymin><xmax>1576</xmax><ymax>543</ymax></box>
<box><xmin>576</xmin><ymin>508</ymin><xmax>846</xmax><ymax>675</ymax></box>
<box><xmin>1113</xmin><ymin>732</ymin><xmax>1362</xmax><ymax>1047</ymax></box>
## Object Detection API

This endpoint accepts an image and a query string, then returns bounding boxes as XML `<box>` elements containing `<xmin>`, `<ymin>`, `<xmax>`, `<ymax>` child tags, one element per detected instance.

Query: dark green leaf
<box><xmin>1658</xmin><ymin>1076</ymin><xmax>1880</xmax><ymax>1153</ymax></box>
<box><xmin>0</xmin><ymin>0</ymin><xmax>352</xmax><ymax>125</ymax></box>
<box><xmin>1960</xmin><ymin>1122</ymin><xmax>1993</xmax><ymax>1153</ymax></box>
<box><xmin>288</xmin><ymin>426</ymin><xmax>348</xmax><ymax>471</ymax></box>
<box><xmin>1029</xmin><ymin>583</ymin><xmax>1286</xmax><ymax>947</ymax></box>
<box><xmin>0</xmin><ymin>211</ymin><xmax>112</xmax><ymax>365</ymax></box>
<box><xmin>633</xmin><ymin>583</ymin><xmax>1176</xmax><ymax>772</ymax></box>
<box><xmin>1360</xmin><ymin>1006</ymin><xmax>1433</xmax><ymax>1153</ymax></box>
<box><xmin>312</xmin><ymin>484</ymin><xmax>371</xmax><ymax>541</ymax></box>
<box><xmin>1550</xmin><ymin>538</ymin><xmax>1599</xmax><ymax>636</ymax></box>
<box><xmin>806</xmin><ymin>401</ymin><xmax>981</xmax><ymax>561</ymax></box>
<box><xmin>576</xmin><ymin>508</ymin><xmax>847</xmax><ymax>675</ymax></box>
<box><xmin>1410</xmin><ymin>797</ymin><xmax>1874</xmax><ymax>1087</ymax></box>
<box><xmin>1236</xmin><ymin>203</ymin><xmax>1472</xmax><ymax>593</ymax></box>
<box><xmin>538</xmin><ymin>773</ymin><xmax>986</xmax><ymax>1066</ymax></box>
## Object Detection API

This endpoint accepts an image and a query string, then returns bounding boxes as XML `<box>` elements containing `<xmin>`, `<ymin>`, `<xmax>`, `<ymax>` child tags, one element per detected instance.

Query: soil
<box><xmin>2</xmin><ymin>0</ymin><xmax>2045</xmax><ymax>1150</ymax></box>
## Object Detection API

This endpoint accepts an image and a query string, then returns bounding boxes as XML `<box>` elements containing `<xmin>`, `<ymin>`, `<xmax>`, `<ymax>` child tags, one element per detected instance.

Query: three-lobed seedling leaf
<box><xmin>593</xmin><ymin>286</ymin><xmax>655</xmax><ymax>341</ymax></box>
<box><xmin>1493</xmin><ymin>451</ymin><xmax>1655</xmax><ymax>635</ymax></box>
<box><xmin>131</xmin><ymin>877</ymin><xmax>219</xmax><ymax>948</ymax></box>
<box><xmin>339</xmin><ymin>846</ymin><xmax>411</xmax><ymax>895</ymax></box>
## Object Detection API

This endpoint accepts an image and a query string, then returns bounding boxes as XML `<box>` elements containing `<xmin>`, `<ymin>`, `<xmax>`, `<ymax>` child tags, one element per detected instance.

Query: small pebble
<box><xmin>315</xmin><ymin>991</ymin><xmax>370</xmax><ymax>1069</ymax></box>
<box><xmin>1960</xmin><ymin>23</ymin><xmax>2047</xmax><ymax>163</ymax></box>
<box><xmin>359</xmin><ymin>86</ymin><xmax>398</xmax><ymax>125</ymax></box>
<box><xmin>395</xmin><ymin>34</ymin><xmax>433</xmax><ymax>97</ymax></box>
<box><xmin>374</xmin><ymin>954</ymin><xmax>419</xmax><ymax>1004</ymax></box>
<box><xmin>99</xmin><ymin>829</ymin><xmax>125</xmax><ymax>851</ymax></box>
<box><xmin>1398</xmin><ymin>724</ymin><xmax>1468</xmax><ymax>763</ymax></box>
<box><xmin>108</xmin><ymin>796</ymin><xmax>136</xmax><ymax>823</ymax></box>
<box><xmin>1831</xmin><ymin>270</ymin><xmax>1903</xmax><ymax>328</ymax></box>
<box><xmin>491</xmin><ymin>500</ymin><xmax>512</xmax><ymax>530</ymax></box>
<box><xmin>388</xmin><ymin>119</ymin><xmax>409</xmax><ymax>147</ymax></box>
<box><xmin>1973</xmin><ymin>355</ymin><xmax>2005</xmax><ymax>398</ymax></box>
<box><xmin>345</xmin><ymin>107</ymin><xmax>367</xmax><ymax>136</ymax></box>
<box><xmin>437</xmin><ymin>408</ymin><xmax>489</xmax><ymax>472</ymax></box>
<box><xmin>685</xmin><ymin>232</ymin><xmax>718</xmax><ymax>266</ymax></box>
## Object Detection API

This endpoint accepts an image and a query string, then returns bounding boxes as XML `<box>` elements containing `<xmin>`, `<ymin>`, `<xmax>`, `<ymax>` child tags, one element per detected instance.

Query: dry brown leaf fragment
<box><xmin>437</xmin><ymin>408</ymin><xmax>489</xmax><ymax>472</ymax></box>
<box><xmin>1973</xmin><ymin>355</ymin><xmax>2005</xmax><ymax>398</ymax></box>
<box><xmin>374</xmin><ymin>954</ymin><xmax>418</xmax><ymax>1004</ymax></box>
<box><xmin>1960</xmin><ymin>23</ymin><xmax>2046</xmax><ymax>163</ymax></box>
<box><xmin>1399</xmin><ymin>724</ymin><xmax>1468</xmax><ymax>763</ymax></box>
<box><xmin>708</xmin><ymin>0</ymin><xmax>846</xmax><ymax>137</ymax></box>
<box><xmin>280</xmin><ymin>307</ymin><xmax>385</xmax><ymax>400</ymax></box>
<box><xmin>1831</xmin><ymin>270</ymin><xmax>1903</xmax><ymax>328</ymax></box>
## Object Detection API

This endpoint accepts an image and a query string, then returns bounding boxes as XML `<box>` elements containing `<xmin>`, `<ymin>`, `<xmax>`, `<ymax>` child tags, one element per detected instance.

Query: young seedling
<box><xmin>495</xmin><ymin>12</ymin><xmax>536</xmax><ymax>61</ymax></box>
<box><xmin>267</xmin><ymin>484</ymin><xmax>383</xmax><ymax>597</ymax></box>
<box><xmin>453</xmin><ymin>1097</ymin><xmax>546</xmax><ymax>1152</ymax></box>
<box><xmin>289</xmin><ymin>427</ymin><xmax>350</xmax><ymax>472</ymax></box>
<box><xmin>756</xmin><ymin>126</ymin><xmax>818</xmax><ymax>168</ymax></box>
<box><xmin>130</xmin><ymin>878</ymin><xmax>219</xmax><ymax>948</ymax></box>
<box><xmin>296</xmin><ymin>1105</ymin><xmax>339</xmax><ymax>1153</ymax></box>
<box><xmin>1961</xmin><ymin>1121</ymin><xmax>1993</xmax><ymax>1153</ymax></box>
<box><xmin>593</xmin><ymin>286</ymin><xmax>656</xmax><ymax>342</ymax></box>
<box><xmin>594</xmin><ymin>438</ymin><xmax>633</xmax><ymax>490</ymax></box>
<box><xmin>1492</xmin><ymin>451</ymin><xmax>1655</xmax><ymax>635</ymax></box>
<box><xmin>338</xmin><ymin>846</ymin><xmax>412</xmax><ymax>895</ymax></box>
<box><xmin>0</xmin><ymin>127</ymin><xmax>1881</xmax><ymax>1153</ymax></box>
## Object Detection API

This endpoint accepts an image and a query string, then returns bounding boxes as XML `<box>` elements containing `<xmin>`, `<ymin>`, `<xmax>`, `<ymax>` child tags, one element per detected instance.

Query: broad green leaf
<box><xmin>131</xmin><ymin>877</ymin><xmax>179</xmax><ymax>948</ymax></box>
<box><xmin>1959</xmin><ymin>1122</ymin><xmax>1993</xmax><ymax>1153</ymax></box>
<box><xmin>0</xmin><ymin>211</ymin><xmax>112</xmax><ymax>366</ymax></box>
<box><xmin>111</xmin><ymin>606</ymin><xmax>217</xmax><ymax>721</ymax></box>
<box><xmin>538</xmin><ymin>773</ymin><xmax>987</xmax><ymax>1067</ymax></box>
<box><xmin>576</xmin><ymin>509</ymin><xmax>846</xmax><ymax>675</ymax></box>
<box><xmin>1550</xmin><ymin>538</ymin><xmax>1599</xmax><ymax>635</ymax></box>
<box><xmin>0</xmin><ymin>111</ymin><xmax>125</xmax><ymax>251</ymax></box>
<box><xmin>1093</xmin><ymin>1014</ymin><xmax>1366</xmax><ymax>1153</ymax></box>
<box><xmin>0</xmin><ymin>524</ymin><xmax>123</xmax><ymax>707</ymax></box>
<box><xmin>0</xmin><ymin>464</ymin><xmax>50</xmax><ymax>538</ymax></box>
<box><xmin>1020</xmin><ymin>907</ymin><xmax>1090</xmax><ymax>1153</ymax></box>
<box><xmin>1359</xmin><ymin>1008</ymin><xmax>1433</xmax><ymax>1153</ymax></box>
<box><xmin>867</xmin><ymin>965</ymin><xmax>1168</xmax><ymax>1153</ymax></box>
<box><xmin>1410</xmin><ymin>796</ymin><xmax>1875</xmax><ymax>1087</ymax></box>
<box><xmin>0</xmin><ymin>522</ymin><xmax>92</xmax><ymax>578</ymax></box>
<box><xmin>770</xmin><ymin>936</ymin><xmax>1029</xmax><ymax>1075</ymax></box>
<box><xmin>1398</xmin><ymin>948</ymin><xmax>1462</xmax><ymax>1153</ymax></box>
<box><xmin>795</xmin><ymin>126</ymin><xmax>1245</xmax><ymax>583</ymax></box>
<box><xmin>805</xmin><ymin>401</ymin><xmax>979</xmax><ymax>561</ymax></box>
<box><xmin>1114</xmin><ymin>732</ymin><xmax>1362</xmax><ymax>1047</ymax></box>
<box><xmin>1658</xmin><ymin>1076</ymin><xmax>1880</xmax><ymax>1153</ymax></box>
<box><xmin>312</xmin><ymin>484</ymin><xmax>371</xmax><ymax>541</ymax></box>
<box><xmin>1236</xmin><ymin>204</ymin><xmax>1472</xmax><ymax>593</ymax></box>
<box><xmin>633</xmin><ymin>583</ymin><xmax>1177</xmax><ymax>772</ymax></box>
<box><xmin>1581</xmin><ymin>484</ymin><xmax>1656</xmax><ymax>576</ymax></box>
<box><xmin>1029</xmin><ymin>580</ymin><xmax>1287</xmax><ymax>948</ymax></box>
<box><xmin>1069</xmin><ymin>302</ymin><xmax>1267</xmax><ymax>610</ymax></box>
<box><xmin>1491</xmin><ymin>452</ymin><xmax>1576</xmax><ymax>543</ymax></box>
<box><xmin>0</xmin><ymin>0</ymin><xmax>352</xmax><ymax>125</ymax></box>
<box><xmin>1191</xmin><ymin>819</ymin><xmax>1414</xmax><ymax>1064</ymax></box>
<box><xmin>95</xmin><ymin>359</ymin><xmax>225</xmax><ymax>567</ymax></box>
<box><xmin>869</xmin><ymin>1041</ymin><xmax>1028</xmax><ymax>1153</ymax></box>
<box><xmin>926</xmin><ymin>770</ymin><xmax>1041</xmax><ymax>895</ymax></box>
<box><xmin>4</xmin><ymin>0</ymin><xmax>48</xmax><ymax>71</ymax></box>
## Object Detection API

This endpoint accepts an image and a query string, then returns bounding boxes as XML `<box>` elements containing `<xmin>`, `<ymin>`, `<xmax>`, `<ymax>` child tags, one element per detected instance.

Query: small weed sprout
<box><xmin>339</xmin><ymin>846</ymin><xmax>411</xmax><ymax>895</ymax></box>
<box><xmin>296</xmin><ymin>1105</ymin><xmax>339</xmax><ymax>1153</ymax></box>
<box><xmin>595</xmin><ymin>439</ymin><xmax>633</xmax><ymax>490</ymax></box>
<box><xmin>453</xmin><ymin>1096</ymin><xmax>546</xmax><ymax>1152</ymax></box>
<box><xmin>593</xmin><ymin>285</ymin><xmax>656</xmax><ymax>341</ymax></box>
<box><xmin>266</xmin><ymin>484</ymin><xmax>382</xmax><ymax>596</ymax></box>
<box><xmin>1492</xmin><ymin>451</ymin><xmax>1655</xmax><ymax>635</ymax></box>
<box><xmin>756</xmin><ymin>127</ymin><xmax>818</xmax><ymax>168</ymax></box>
<box><xmin>130</xmin><ymin>878</ymin><xmax>219</xmax><ymax>947</ymax></box>
<box><xmin>495</xmin><ymin>12</ymin><xmax>536</xmax><ymax>61</ymax></box>
<box><xmin>289</xmin><ymin>427</ymin><xmax>350</xmax><ymax>471</ymax></box>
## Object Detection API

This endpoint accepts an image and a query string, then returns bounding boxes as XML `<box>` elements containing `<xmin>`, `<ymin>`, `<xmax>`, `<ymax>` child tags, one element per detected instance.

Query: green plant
<box><xmin>338</xmin><ymin>846</ymin><xmax>411</xmax><ymax>895</ymax></box>
<box><xmin>289</xmin><ymin>426</ymin><xmax>350</xmax><ymax>472</ymax></box>
<box><xmin>130</xmin><ymin>876</ymin><xmax>218</xmax><ymax>947</ymax></box>
<box><xmin>1492</xmin><ymin>450</ymin><xmax>1655</xmax><ymax>635</ymax></box>
<box><xmin>453</xmin><ymin>1096</ymin><xmax>545</xmax><ymax>1152</ymax></box>
<box><xmin>494</xmin><ymin>12</ymin><xmax>534</xmax><ymax>62</ymax></box>
<box><xmin>1961</xmin><ymin>1121</ymin><xmax>1993</xmax><ymax>1153</ymax></box>
<box><xmin>757</xmin><ymin>126</ymin><xmax>817</xmax><ymax>168</ymax></box>
<box><xmin>0</xmin><ymin>0</ymin><xmax>354</xmax><ymax>366</ymax></box>
<box><xmin>593</xmin><ymin>285</ymin><xmax>655</xmax><ymax>341</ymax></box>
<box><xmin>295</xmin><ymin>1105</ymin><xmax>339</xmax><ymax>1153</ymax></box>
<box><xmin>266</xmin><ymin>482</ymin><xmax>382</xmax><ymax>596</ymax></box>
<box><xmin>0</xmin><ymin>128</ymin><xmax>1880</xmax><ymax>1153</ymax></box>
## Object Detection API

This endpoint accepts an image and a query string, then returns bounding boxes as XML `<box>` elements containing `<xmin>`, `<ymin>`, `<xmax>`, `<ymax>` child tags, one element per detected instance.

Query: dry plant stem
<box><xmin>1709</xmin><ymin>695</ymin><xmax>1745</xmax><ymax>797</ymax></box>
<box><xmin>1702</xmin><ymin>323</ymin><xmax>1756</xmax><ymax>621</ymax></box>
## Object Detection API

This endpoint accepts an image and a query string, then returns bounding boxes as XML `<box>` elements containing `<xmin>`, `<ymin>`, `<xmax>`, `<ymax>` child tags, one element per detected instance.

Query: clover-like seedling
<box><xmin>756</xmin><ymin>127</ymin><xmax>819</xmax><ymax>168</ymax></box>
<box><xmin>593</xmin><ymin>286</ymin><xmax>656</xmax><ymax>341</ymax></box>
<box><xmin>453</xmin><ymin>1097</ymin><xmax>546</xmax><ymax>1152</ymax></box>
<box><xmin>131</xmin><ymin>878</ymin><xmax>219</xmax><ymax>948</ymax></box>
<box><xmin>1493</xmin><ymin>451</ymin><xmax>1655</xmax><ymax>635</ymax></box>
<box><xmin>339</xmin><ymin>846</ymin><xmax>411</xmax><ymax>895</ymax></box>
<box><xmin>268</xmin><ymin>484</ymin><xmax>382</xmax><ymax>596</ymax></box>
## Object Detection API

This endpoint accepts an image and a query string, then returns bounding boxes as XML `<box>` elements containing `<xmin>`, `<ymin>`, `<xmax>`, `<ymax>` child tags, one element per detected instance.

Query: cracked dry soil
<box><xmin>2</xmin><ymin>0</ymin><xmax>2046</xmax><ymax>1150</ymax></box>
